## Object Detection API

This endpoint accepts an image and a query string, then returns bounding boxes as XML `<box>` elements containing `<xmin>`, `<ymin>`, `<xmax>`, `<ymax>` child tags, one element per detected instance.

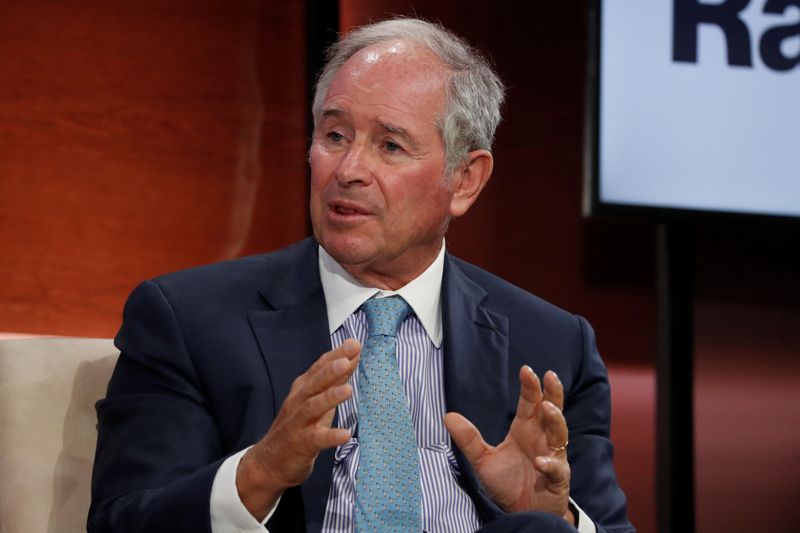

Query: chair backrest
<box><xmin>0</xmin><ymin>337</ymin><xmax>118</xmax><ymax>533</ymax></box>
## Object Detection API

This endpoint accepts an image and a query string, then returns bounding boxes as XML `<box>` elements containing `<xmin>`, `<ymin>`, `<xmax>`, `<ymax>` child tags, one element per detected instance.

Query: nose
<box><xmin>335</xmin><ymin>141</ymin><xmax>374</xmax><ymax>187</ymax></box>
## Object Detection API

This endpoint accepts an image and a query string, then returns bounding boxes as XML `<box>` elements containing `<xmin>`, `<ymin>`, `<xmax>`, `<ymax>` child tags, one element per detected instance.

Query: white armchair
<box><xmin>0</xmin><ymin>337</ymin><xmax>118</xmax><ymax>533</ymax></box>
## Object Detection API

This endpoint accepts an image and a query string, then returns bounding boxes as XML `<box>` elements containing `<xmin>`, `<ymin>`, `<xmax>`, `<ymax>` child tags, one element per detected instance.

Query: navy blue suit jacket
<box><xmin>89</xmin><ymin>238</ymin><xmax>634</xmax><ymax>532</ymax></box>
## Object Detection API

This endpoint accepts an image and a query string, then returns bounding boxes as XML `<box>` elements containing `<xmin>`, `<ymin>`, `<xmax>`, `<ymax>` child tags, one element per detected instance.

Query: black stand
<box><xmin>656</xmin><ymin>223</ymin><xmax>696</xmax><ymax>533</ymax></box>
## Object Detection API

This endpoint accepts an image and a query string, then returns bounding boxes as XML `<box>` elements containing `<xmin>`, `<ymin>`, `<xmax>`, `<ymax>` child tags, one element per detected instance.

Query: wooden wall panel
<box><xmin>0</xmin><ymin>0</ymin><xmax>309</xmax><ymax>337</ymax></box>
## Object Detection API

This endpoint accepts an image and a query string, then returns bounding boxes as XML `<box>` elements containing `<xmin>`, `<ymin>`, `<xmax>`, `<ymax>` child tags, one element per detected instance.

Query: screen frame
<box><xmin>582</xmin><ymin>0</ymin><xmax>800</xmax><ymax>228</ymax></box>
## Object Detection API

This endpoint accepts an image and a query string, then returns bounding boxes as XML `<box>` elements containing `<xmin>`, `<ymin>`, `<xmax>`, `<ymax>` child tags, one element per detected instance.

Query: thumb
<box><xmin>444</xmin><ymin>412</ymin><xmax>490</xmax><ymax>466</ymax></box>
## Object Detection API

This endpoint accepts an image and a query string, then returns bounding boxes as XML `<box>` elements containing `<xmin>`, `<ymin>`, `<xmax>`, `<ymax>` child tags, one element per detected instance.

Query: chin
<box><xmin>317</xmin><ymin>232</ymin><xmax>376</xmax><ymax>267</ymax></box>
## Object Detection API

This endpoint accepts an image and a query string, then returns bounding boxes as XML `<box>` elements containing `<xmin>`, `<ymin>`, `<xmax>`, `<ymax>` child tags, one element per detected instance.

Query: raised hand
<box><xmin>444</xmin><ymin>366</ymin><xmax>572</xmax><ymax>521</ymax></box>
<box><xmin>236</xmin><ymin>339</ymin><xmax>361</xmax><ymax>519</ymax></box>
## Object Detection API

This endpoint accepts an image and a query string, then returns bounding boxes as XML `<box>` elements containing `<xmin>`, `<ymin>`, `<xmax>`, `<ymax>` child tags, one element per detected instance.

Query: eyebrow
<box><xmin>320</xmin><ymin>107</ymin><xmax>347</xmax><ymax>120</ymax></box>
<box><xmin>377</xmin><ymin>120</ymin><xmax>421</xmax><ymax>151</ymax></box>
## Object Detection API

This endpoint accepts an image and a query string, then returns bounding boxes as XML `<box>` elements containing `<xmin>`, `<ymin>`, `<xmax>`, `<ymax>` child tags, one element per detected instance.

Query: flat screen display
<box><xmin>587</xmin><ymin>0</ymin><xmax>800</xmax><ymax>220</ymax></box>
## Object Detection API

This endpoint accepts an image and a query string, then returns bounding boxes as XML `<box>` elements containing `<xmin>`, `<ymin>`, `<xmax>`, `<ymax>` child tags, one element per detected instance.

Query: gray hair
<box><xmin>312</xmin><ymin>18</ymin><xmax>505</xmax><ymax>176</ymax></box>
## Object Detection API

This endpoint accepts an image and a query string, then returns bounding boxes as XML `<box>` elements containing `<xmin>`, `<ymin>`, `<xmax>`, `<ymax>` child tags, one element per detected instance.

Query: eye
<box><xmin>327</xmin><ymin>131</ymin><xmax>344</xmax><ymax>143</ymax></box>
<box><xmin>384</xmin><ymin>140</ymin><xmax>402</xmax><ymax>153</ymax></box>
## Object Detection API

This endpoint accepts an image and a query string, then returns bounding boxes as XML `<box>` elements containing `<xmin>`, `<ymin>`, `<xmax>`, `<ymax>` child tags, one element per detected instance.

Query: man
<box><xmin>89</xmin><ymin>18</ymin><xmax>634</xmax><ymax>533</ymax></box>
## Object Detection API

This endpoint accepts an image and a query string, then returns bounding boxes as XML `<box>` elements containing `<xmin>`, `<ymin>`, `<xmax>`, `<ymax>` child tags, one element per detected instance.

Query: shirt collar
<box><xmin>318</xmin><ymin>242</ymin><xmax>445</xmax><ymax>347</ymax></box>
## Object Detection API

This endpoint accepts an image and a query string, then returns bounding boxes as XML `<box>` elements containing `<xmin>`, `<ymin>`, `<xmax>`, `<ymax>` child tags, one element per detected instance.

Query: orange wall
<box><xmin>0</xmin><ymin>0</ymin><xmax>309</xmax><ymax>337</ymax></box>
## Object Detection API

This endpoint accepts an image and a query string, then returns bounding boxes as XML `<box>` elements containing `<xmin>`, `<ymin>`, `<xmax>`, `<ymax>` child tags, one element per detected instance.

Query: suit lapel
<box><xmin>441</xmin><ymin>255</ymin><xmax>510</xmax><ymax>522</ymax></box>
<box><xmin>247</xmin><ymin>239</ymin><xmax>335</xmax><ymax>533</ymax></box>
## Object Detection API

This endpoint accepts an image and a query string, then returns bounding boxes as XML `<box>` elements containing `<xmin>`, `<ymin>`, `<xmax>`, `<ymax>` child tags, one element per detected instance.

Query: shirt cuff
<box><xmin>210</xmin><ymin>446</ymin><xmax>281</xmax><ymax>533</ymax></box>
<box><xmin>569</xmin><ymin>497</ymin><xmax>597</xmax><ymax>533</ymax></box>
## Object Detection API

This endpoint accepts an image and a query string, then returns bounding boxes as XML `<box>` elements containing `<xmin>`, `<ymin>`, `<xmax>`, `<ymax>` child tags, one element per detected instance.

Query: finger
<box><xmin>533</xmin><ymin>455</ymin><xmax>571</xmax><ymax>489</ymax></box>
<box><xmin>301</xmin><ymin>345</ymin><xmax>361</xmax><ymax>398</ymax></box>
<box><xmin>542</xmin><ymin>370</ymin><xmax>564</xmax><ymax>411</ymax></box>
<box><xmin>319</xmin><ymin>406</ymin><xmax>336</xmax><ymax>429</ymax></box>
<box><xmin>290</xmin><ymin>425</ymin><xmax>353</xmax><ymax>459</ymax></box>
<box><xmin>307</xmin><ymin>426</ymin><xmax>352</xmax><ymax>452</ymax></box>
<box><xmin>337</xmin><ymin>338</ymin><xmax>362</xmax><ymax>360</ymax></box>
<box><xmin>301</xmin><ymin>339</ymin><xmax>361</xmax><ymax>382</ymax></box>
<box><xmin>305</xmin><ymin>356</ymin><xmax>358</xmax><ymax>395</ymax></box>
<box><xmin>515</xmin><ymin>365</ymin><xmax>543</xmax><ymax>420</ymax></box>
<box><xmin>538</xmin><ymin>400</ymin><xmax>569</xmax><ymax>455</ymax></box>
<box><xmin>296</xmin><ymin>383</ymin><xmax>353</xmax><ymax>426</ymax></box>
<box><xmin>444</xmin><ymin>412</ymin><xmax>491</xmax><ymax>466</ymax></box>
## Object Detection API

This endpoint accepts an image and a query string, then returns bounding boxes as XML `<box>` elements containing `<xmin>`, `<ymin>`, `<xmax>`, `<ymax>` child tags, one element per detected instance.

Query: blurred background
<box><xmin>1</xmin><ymin>1</ymin><xmax>798</xmax><ymax>532</ymax></box>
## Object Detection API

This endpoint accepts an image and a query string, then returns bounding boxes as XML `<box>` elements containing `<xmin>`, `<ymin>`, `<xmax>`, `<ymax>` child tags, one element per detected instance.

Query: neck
<box><xmin>339</xmin><ymin>242</ymin><xmax>444</xmax><ymax>291</ymax></box>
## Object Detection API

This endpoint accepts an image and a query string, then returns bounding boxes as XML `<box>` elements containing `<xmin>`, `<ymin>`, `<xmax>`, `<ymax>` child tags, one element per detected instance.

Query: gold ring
<box><xmin>549</xmin><ymin>440</ymin><xmax>568</xmax><ymax>453</ymax></box>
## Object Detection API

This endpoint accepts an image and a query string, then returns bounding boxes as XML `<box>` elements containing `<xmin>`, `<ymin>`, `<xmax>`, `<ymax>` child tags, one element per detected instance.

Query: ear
<box><xmin>449</xmin><ymin>149</ymin><xmax>493</xmax><ymax>217</ymax></box>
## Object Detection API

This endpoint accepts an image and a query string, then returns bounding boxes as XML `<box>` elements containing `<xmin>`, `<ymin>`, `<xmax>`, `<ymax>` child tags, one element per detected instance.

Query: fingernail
<box><xmin>335</xmin><ymin>384</ymin><xmax>350</xmax><ymax>399</ymax></box>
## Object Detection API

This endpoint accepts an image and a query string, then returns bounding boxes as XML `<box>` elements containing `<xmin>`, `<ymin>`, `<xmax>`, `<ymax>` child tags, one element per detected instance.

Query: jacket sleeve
<box><xmin>565</xmin><ymin>315</ymin><xmax>636</xmax><ymax>533</ymax></box>
<box><xmin>88</xmin><ymin>280</ymin><xmax>226</xmax><ymax>533</ymax></box>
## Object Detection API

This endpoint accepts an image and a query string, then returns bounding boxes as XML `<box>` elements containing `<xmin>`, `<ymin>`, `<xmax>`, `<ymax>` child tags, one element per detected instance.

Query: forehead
<box><xmin>323</xmin><ymin>39</ymin><xmax>450</xmax><ymax>124</ymax></box>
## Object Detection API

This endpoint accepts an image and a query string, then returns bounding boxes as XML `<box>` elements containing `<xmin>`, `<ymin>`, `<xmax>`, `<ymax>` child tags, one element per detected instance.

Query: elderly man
<box><xmin>89</xmin><ymin>18</ymin><xmax>634</xmax><ymax>533</ymax></box>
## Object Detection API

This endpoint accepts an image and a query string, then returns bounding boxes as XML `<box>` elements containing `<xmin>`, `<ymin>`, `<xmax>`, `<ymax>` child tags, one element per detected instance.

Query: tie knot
<box><xmin>360</xmin><ymin>296</ymin><xmax>411</xmax><ymax>338</ymax></box>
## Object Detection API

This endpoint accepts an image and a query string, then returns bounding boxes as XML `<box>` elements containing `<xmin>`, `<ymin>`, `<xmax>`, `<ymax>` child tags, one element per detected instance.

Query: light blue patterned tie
<box><xmin>354</xmin><ymin>296</ymin><xmax>422</xmax><ymax>533</ymax></box>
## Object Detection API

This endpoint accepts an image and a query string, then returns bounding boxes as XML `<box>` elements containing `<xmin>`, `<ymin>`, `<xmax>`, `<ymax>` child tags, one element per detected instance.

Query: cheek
<box><xmin>388</xmin><ymin>181</ymin><xmax>450</xmax><ymax>229</ymax></box>
<box><xmin>309</xmin><ymin>171</ymin><xmax>333</xmax><ymax>206</ymax></box>
<box><xmin>309</xmin><ymin>167</ymin><xmax>331</xmax><ymax>219</ymax></box>
<box><xmin>309</xmin><ymin>146</ymin><xmax>335</xmax><ymax>185</ymax></box>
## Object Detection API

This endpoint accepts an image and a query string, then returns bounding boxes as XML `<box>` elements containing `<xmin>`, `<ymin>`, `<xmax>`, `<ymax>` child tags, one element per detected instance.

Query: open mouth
<box><xmin>329</xmin><ymin>201</ymin><xmax>371</xmax><ymax>218</ymax></box>
<box><xmin>334</xmin><ymin>206</ymin><xmax>362</xmax><ymax>216</ymax></box>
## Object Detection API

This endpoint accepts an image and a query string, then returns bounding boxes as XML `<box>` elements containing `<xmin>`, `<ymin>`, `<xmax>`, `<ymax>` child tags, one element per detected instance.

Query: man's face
<box><xmin>309</xmin><ymin>40</ymin><xmax>456</xmax><ymax>287</ymax></box>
